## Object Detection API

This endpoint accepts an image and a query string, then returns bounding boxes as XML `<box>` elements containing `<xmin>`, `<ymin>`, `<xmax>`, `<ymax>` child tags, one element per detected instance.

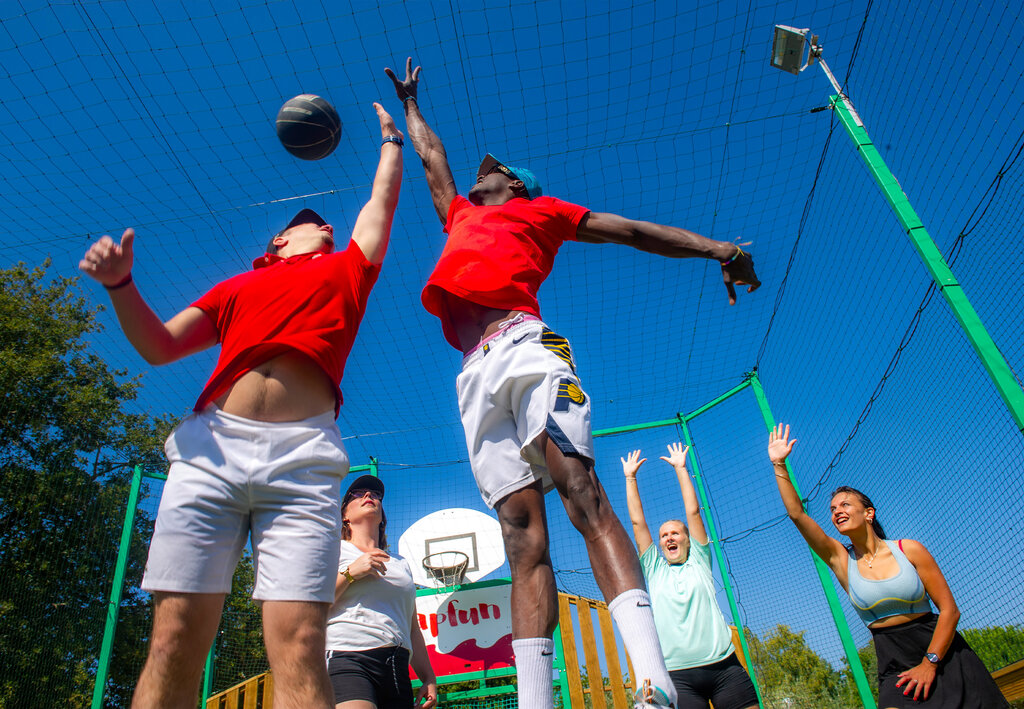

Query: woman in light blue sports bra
<box><xmin>768</xmin><ymin>424</ymin><xmax>1008</xmax><ymax>709</ymax></box>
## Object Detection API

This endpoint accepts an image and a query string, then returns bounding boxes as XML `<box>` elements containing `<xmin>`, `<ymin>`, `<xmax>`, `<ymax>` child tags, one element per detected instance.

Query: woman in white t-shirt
<box><xmin>622</xmin><ymin>443</ymin><xmax>758</xmax><ymax>709</ymax></box>
<box><xmin>326</xmin><ymin>474</ymin><xmax>437</xmax><ymax>708</ymax></box>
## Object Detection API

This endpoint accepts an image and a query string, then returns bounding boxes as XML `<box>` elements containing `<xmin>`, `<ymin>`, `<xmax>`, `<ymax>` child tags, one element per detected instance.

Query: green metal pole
<box><xmin>91</xmin><ymin>465</ymin><xmax>144</xmax><ymax>709</ymax></box>
<box><xmin>677</xmin><ymin>419</ymin><xmax>764</xmax><ymax>708</ymax></box>
<box><xmin>552</xmin><ymin>623</ymin><xmax>573</xmax><ymax>709</ymax></box>
<box><xmin>749</xmin><ymin>373</ymin><xmax>877</xmax><ymax>709</ymax></box>
<box><xmin>828</xmin><ymin>94</ymin><xmax>1024</xmax><ymax>435</ymax></box>
<box><xmin>201</xmin><ymin>645</ymin><xmax>214</xmax><ymax>706</ymax></box>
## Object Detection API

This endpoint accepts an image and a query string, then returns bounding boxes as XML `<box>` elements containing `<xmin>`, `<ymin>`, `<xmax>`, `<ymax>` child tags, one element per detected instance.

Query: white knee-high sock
<box><xmin>608</xmin><ymin>589</ymin><xmax>676</xmax><ymax>704</ymax></box>
<box><xmin>512</xmin><ymin>637</ymin><xmax>555</xmax><ymax>709</ymax></box>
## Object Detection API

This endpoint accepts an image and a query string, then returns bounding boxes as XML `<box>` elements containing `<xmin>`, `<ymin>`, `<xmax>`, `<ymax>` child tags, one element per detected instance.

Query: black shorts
<box><xmin>327</xmin><ymin>645</ymin><xmax>414</xmax><ymax>708</ymax></box>
<box><xmin>670</xmin><ymin>653</ymin><xmax>759</xmax><ymax>709</ymax></box>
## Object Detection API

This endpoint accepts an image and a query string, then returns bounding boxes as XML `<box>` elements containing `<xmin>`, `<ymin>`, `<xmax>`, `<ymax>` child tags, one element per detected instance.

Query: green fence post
<box><xmin>749</xmin><ymin>372</ymin><xmax>877</xmax><ymax>708</ymax></box>
<box><xmin>677</xmin><ymin>415</ymin><xmax>764</xmax><ymax>708</ymax></box>
<box><xmin>91</xmin><ymin>465</ymin><xmax>144</xmax><ymax>709</ymax></box>
<box><xmin>829</xmin><ymin>96</ymin><xmax>1024</xmax><ymax>435</ymax></box>
<box><xmin>200</xmin><ymin>645</ymin><xmax>214</xmax><ymax>707</ymax></box>
<box><xmin>552</xmin><ymin>624</ymin><xmax>572</xmax><ymax>708</ymax></box>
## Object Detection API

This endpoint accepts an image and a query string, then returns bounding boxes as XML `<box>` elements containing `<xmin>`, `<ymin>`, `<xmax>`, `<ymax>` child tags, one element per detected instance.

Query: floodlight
<box><xmin>771</xmin><ymin>25</ymin><xmax>810</xmax><ymax>74</ymax></box>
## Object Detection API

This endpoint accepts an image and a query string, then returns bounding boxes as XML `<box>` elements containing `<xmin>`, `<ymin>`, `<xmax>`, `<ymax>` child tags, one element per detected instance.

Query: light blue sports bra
<box><xmin>847</xmin><ymin>539</ymin><xmax>932</xmax><ymax>625</ymax></box>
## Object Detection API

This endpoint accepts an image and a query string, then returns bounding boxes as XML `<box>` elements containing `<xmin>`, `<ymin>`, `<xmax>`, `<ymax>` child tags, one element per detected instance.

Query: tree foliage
<box><xmin>0</xmin><ymin>262</ymin><xmax>173</xmax><ymax>707</ymax></box>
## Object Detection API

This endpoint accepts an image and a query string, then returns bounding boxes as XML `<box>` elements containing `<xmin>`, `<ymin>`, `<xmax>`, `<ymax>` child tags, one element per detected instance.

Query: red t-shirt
<box><xmin>191</xmin><ymin>240</ymin><xmax>381</xmax><ymax>416</ymax></box>
<box><xmin>422</xmin><ymin>195</ymin><xmax>590</xmax><ymax>349</ymax></box>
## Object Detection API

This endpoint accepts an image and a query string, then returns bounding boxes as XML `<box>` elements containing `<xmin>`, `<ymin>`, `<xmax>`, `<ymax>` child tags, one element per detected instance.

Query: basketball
<box><xmin>275</xmin><ymin>94</ymin><xmax>342</xmax><ymax>161</ymax></box>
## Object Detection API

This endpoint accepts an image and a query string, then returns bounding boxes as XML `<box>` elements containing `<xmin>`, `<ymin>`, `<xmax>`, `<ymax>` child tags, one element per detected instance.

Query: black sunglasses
<box><xmin>347</xmin><ymin>488</ymin><xmax>382</xmax><ymax>501</ymax></box>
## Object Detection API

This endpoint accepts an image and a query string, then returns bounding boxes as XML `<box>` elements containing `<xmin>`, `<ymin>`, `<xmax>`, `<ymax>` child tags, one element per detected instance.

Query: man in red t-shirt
<box><xmin>387</xmin><ymin>59</ymin><xmax>759</xmax><ymax>708</ymax></box>
<box><xmin>78</xmin><ymin>104</ymin><xmax>404</xmax><ymax>709</ymax></box>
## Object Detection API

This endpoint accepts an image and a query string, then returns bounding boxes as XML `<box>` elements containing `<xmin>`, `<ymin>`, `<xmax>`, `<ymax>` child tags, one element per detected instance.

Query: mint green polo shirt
<box><xmin>640</xmin><ymin>539</ymin><xmax>734</xmax><ymax>670</ymax></box>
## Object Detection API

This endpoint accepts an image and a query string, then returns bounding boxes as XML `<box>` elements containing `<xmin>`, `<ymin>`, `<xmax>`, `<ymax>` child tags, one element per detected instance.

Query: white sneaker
<box><xmin>633</xmin><ymin>679</ymin><xmax>674</xmax><ymax>708</ymax></box>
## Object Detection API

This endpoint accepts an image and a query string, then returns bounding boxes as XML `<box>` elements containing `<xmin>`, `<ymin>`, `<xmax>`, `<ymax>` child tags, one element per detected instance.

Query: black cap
<box><xmin>343</xmin><ymin>474</ymin><xmax>385</xmax><ymax>500</ymax></box>
<box><xmin>265</xmin><ymin>208</ymin><xmax>327</xmax><ymax>253</ymax></box>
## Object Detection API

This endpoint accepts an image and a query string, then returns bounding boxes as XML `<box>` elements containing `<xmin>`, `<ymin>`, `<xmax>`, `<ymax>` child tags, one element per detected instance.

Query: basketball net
<box><xmin>422</xmin><ymin>551</ymin><xmax>469</xmax><ymax>589</ymax></box>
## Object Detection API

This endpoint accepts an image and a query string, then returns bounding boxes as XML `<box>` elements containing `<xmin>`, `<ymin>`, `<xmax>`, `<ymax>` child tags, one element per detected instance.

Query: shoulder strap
<box><xmin>897</xmin><ymin>539</ymin><xmax>904</xmax><ymax>552</ymax></box>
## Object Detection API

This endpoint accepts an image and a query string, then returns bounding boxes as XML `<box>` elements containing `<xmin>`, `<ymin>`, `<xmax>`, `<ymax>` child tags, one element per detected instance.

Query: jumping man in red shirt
<box><xmin>386</xmin><ymin>60</ymin><xmax>760</xmax><ymax>708</ymax></box>
<box><xmin>78</xmin><ymin>104</ymin><xmax>404</xmax><ymax>709</ymax></box>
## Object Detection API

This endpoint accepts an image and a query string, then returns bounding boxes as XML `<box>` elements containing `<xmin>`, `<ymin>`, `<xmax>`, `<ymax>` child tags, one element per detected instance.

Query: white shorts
<box><xmin>457</xmin><ymin>317</ymin><xmax>594</xmax><ymax>508</ymax></box>
<box><xmin>141</xmin><ymin>405</ymin><xmax>349</xmax><ymax>602</ymax></box>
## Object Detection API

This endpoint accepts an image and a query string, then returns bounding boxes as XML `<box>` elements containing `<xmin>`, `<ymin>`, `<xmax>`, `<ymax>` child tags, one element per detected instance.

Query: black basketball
<box><xmin>275</xmin><ymin>94</ymin><xmax>342</xmax><ymax>161</ymax></box>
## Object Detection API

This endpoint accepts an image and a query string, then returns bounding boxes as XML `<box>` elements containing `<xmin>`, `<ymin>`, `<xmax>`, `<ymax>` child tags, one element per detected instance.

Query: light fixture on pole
<box><xmin>767</xmin><ymin>24</ymin><xmax>1024</xmax><ymax>435</ymax></box>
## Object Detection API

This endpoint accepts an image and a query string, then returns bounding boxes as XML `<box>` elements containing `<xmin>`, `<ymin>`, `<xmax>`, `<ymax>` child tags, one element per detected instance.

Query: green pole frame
<box><xmin>749</xmin><ymin>372</ymin><xmax>877</xmax><ymax>708</ymax></box>
<box><xmin>91</xmin><ymin>465</ymin><xmax>144</xmax><ymax>709</ymax></box>
<box><xmin>552</xmin><ymin>619</ymin><xmax>573</xmax><ymax>709</ymax></box>
<box><xmin>678</xmin><ymin>416</ymin><xmax>764</xmax><ymax>708</ymax></box>
<box><xmin>828</xmin><ymin>95</ymin><xmax>1024</xmax><ymax>434</ymax></box>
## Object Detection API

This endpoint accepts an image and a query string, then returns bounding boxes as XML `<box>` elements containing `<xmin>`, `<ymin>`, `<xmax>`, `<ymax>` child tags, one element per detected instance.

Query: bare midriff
<box><xmin>439</xmin><ymin>291</ymin><xmax>532</xmax><ymax>355</ymax></box>
<box><xmin>214</xmin><ymin>350</ymin><xmax>336</xmax><ymax>422</ymax></box>
<box><xmin>868</xmin><ymin>611</ymin><xmax>931</xmax><ymax>629</ymax></box>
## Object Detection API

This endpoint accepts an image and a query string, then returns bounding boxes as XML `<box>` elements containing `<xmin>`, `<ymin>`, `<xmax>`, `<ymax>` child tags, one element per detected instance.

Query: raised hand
<box><xmin>374</xmin><ymin>102</ymin><xmax>403</xmax><ymax>142</ymax></box>
<box><xmin>620</xmin><ymin>449</ymin><xmax>646</xmax><ymax>479</ymax></box>
<box><xmin>720</xmin><ymin>242</ymin><xmax>760</xmax><ymax>305</ymax></box>
<box><xmin>768</xmin><ymin>423</ymin><xmax>797</xmax><ymax>464</ymax></box>
<box><xmin>78</xmin><ymin>228</ymin><xmax>135</xmax><ymax>287</ymax></box>
<box><xmin>348</xmin><ymin>549</ymin><xmax>390</xmax><ymax>580</ymax></box>
<box><xmin>659</xmin><ymin>442</ymin><xmax>690</xmax><ymax>470</ymax></box>
<box><xmin>384</xmin><ymin>57</ymin><xmax>421</xmax><ymax>102</ymax></box>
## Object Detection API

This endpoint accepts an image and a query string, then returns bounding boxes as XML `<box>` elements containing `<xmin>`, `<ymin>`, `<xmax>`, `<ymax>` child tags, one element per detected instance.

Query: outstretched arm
<box><xmin>385</xmin><ymin>58</ymin><xmax>457</xmax><ymax>224</ymax></box>
<box><xmin>575</xmin><ymin>211</ymin><xmax>760</xmax><ymax>305</ymax></box>
<box><xmin>78</xmin><ymin>228</ymin><xmax>217</xmax><ymax>365</ymax></box>
<box><xmin>621</xmin><ymin>450</ymin><xmax>654</xmax><ymax>554</ymax></box>
<box><xmin>768</xmin><ymin>424</ymin><xmax>848</xmax><ymax>580</ymax></box>
<box><xmin>660</xmin><ymin>443</ymin><xmax>708</xmax><ymax>545</ymax></box>
<box><xmin>350</xmin><ymin>103</ymin><xmax>404</xmax><ymax>265</ymax></box>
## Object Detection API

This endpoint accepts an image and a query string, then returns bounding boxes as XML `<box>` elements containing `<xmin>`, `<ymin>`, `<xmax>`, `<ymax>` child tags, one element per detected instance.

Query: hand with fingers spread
<box><xmin>895</xmin><ymin>661</ymin><xmax>937</xmax><ymax>702</ymax></box>
<box><xmin>347</xmin><ymin>548</ymin><xmax>391</xmax><ymax>581</ymax></box>
<box><xmin>79</xmin><ymin>228</ymin><xmax>135</xmax><ymax>288</ymax></box>
<box><xmin>720</xmin><ymin>240</ymin><xmax>760</xmax><ymax>306</ymax></box>
<box><xmin>659</xmin><ymin>442</ymin><xmax>691</xmax><ymax>471</ymax></box>
<box><xmin>768</xmin><ymin>423</ymin><xmax>797</xmax><ymax>465</ymax></box>
<box><xmin>621</xmin><ymin>449</ymin><xmax>647</xmax><ymax>479</ymax></box>
<box><xmin>384</xmin><ymin>57</ymin><xmax>421</xmax><ymax>103</ymax></box>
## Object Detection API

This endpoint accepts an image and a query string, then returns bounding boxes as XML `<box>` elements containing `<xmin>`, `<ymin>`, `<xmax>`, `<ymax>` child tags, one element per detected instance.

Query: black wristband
<box><xmin>104</xmin><ymin>273</ymin><xmax>133</xmax><ymax>290</ymax></box>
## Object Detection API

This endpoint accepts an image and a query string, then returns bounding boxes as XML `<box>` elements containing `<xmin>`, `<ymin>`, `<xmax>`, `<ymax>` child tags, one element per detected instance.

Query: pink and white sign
<box><xmin>412</xmin><ymin>582</ymin><xmax>513</xmax><ymax>678</ymax></box>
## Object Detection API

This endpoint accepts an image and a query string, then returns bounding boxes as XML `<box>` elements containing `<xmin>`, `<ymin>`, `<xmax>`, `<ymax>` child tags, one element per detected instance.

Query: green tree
<box><xmin>746</xmin><ymin>624</ymin><xmax>846</xmax><ymax>707</ymax></box>
<box><xmin>209</xmin><ymin>554</ymin><xmax>269</xmax><ymax>693</ymax></box>
<box><xmin>839</xmin><ymin>639</ymin><xmax>878</xmax><ymax>706</ymax></box>
<box><xmin>961</xmin><ymin>625</ymin><xmax>1024</xmax><ymax>672</ymax></box>
<box><xmin>0</xmin><ymin>262</ymin><xmax>173</xmax><ymax>707</ymax></box>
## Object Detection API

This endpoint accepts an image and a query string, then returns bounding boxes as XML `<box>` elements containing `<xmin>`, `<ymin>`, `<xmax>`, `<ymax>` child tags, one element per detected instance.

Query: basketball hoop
<box><xmin>422</xmin><ymin>550</ymin><xmax>469</xmax><ymax>589</ymax></box>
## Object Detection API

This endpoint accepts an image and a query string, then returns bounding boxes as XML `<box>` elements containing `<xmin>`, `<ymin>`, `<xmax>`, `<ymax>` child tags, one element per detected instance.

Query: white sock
<box><xmin>608</xmin><ymin>589</ymin><xmax>677</xmax><ymax>705</ymax></box>
<box><xmin>512</xmin><ymin>637</ymin><xmax>555</xmax><ymax>709</ymax></box>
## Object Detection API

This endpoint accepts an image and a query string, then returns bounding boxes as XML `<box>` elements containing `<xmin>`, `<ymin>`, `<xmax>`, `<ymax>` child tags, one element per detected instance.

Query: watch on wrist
<box><xmin>925</xmin><ymin>652</ymin><xmax>940</xmax><ymax>664</ymax></box>
<box><xmin>342</xmin><ymin>567</ymin><xmax>356</xmax><ymax>584</ymax></box>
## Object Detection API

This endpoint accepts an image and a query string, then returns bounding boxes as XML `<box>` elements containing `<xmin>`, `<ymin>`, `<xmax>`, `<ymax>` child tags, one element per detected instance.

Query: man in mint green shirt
<box><xmin>622</xmin><ymin>444</ymin><xmax>758</xmax><ymax>709</ymax></box>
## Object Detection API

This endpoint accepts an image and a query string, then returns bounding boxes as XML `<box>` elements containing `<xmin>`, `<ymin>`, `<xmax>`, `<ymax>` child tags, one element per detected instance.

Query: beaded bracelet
<box><xmin>382</xmin><ymin>135</ymin><xmax>404</xmax><ymax>147</ymax></box>
<box><xmin>721</xmin><ymin>245</ymin><xmax>745</xmax><ymax>266</ymax></box>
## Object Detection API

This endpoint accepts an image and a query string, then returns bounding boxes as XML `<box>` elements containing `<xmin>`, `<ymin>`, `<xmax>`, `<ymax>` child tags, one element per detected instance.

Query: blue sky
<box><xmin>2</xmin><ymin>0</ymin><xmax>1022</xmax><ymax>674</ymax></box>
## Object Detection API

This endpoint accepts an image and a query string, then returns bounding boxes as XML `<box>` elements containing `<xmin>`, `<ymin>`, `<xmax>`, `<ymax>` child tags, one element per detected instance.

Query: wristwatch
<box><xmin>342</xmin><ymin>567</ymin><xmax>356</xmax><ymax>584</ymax></box>
<box><xmin>925</xmin><ymin>652</ymin><xmax>940</xmax><ymax>664</ymax></box>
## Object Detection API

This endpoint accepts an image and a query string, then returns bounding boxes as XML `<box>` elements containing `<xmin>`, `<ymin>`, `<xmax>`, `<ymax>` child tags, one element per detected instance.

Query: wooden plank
<box><xmin>576</xmin><ymin>598</ymin><xmax>608</xmax><ymax>709</ymax></box>
<box><xmin>596</xmin><ymin>601</ymin><xmax>628</xmax><ymax>708</ymax></box>
<box><xmin>558</xmin><ymin>593</ymin><xmax>585</xmax><ymax>708</ymax></box>
<box><xmin>730</xmin><ymin>626</ymin><xmax>748</xmax><ymax>672</ymax></box>
<box><xmin>993</xmin><ymin>658</ymin><xmax>1024</xmax><ymax>701</ymax></box>
<box><xmin>242</xmin><ymin>675</ymin><xmax>259</xmax><ymax>709</ymax></box>
<box><xmin>224</xmin><ymin>687</ymin><xmax>239</xmax><ymax>709</ymax></box>
<box><xmin>262</xmin><ymin>672</ymin><xmax>274</xmax><ymax>709</ymax></box>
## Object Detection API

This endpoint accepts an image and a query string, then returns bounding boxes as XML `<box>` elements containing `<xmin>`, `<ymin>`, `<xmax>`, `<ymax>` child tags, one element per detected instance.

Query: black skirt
<box><xmin>871</xmin><ymin>613</ymin><xmax>1008</xmax><ymax>708</ymax></box>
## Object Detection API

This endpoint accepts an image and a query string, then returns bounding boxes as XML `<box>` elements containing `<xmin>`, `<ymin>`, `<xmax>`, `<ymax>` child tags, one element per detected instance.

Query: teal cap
<box><xmin>477</xmin><ymin>153</ymin><xmax>542</xmax><ymax>199</ymax></box>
